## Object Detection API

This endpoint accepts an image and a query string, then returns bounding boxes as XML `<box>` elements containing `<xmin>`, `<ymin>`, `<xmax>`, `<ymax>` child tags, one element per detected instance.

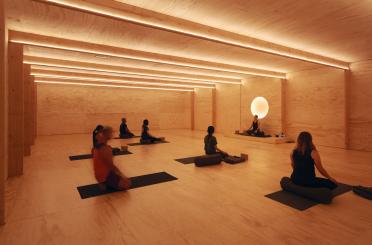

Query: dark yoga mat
<box><xmin>69</xmin><ymin>150</ymin><xmax>132</xmax><ymax>161</ymax></box>
<box><xmin>236</xmin><ymin>132</ymin><xmax>271</xmax><ymax>138</ymax></box>
<box><xmin>113</xmin><ymin>136</ymin><xmax>140</xmax><ymax>139</ymax></box>
<box><xmin>128</xmin><ymin>141</ymin><xmax>170</xmax><ymax>146</ymax></box>
<box><xmin>175</xmin><ymin>155</ymin><xmax>205</xmax><ymax>164</ymax></box>
<box><xmin>77</xmin><ymin>172</ymin><xmax>177</xmax><ymax>199</ymax></box>
<box><xmin>265</xmin><ymin>183</ymin><xmax>352</xmax><ymax>211</ymax></box>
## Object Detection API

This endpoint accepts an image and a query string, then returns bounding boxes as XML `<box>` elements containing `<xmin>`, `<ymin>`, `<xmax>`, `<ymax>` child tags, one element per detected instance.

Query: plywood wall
<box><xmin>215</xmin><ymin>84</ymin><xmax>240</xmax><ymax>135</ymax></box>
<box><xmin>193</xmin><ymin>88</ymin><xmax>213</xmax><ymax>131</ymax></box>
<box><xmin>285</xmin><ymin>67</ymin><xmax>346</xmax><ymax>148</ymax></box>
<box><xmin>0</xmin><ymin>0</ymin><xmax>7</xmax><ymax>225</ymax></box>
<box><xmin>241</xmin><ymin>77</ymin><xmax>283</xmax><ymax>135</ymax></box>
<box><xmin>37</xmin><ymin>84</ymin><xmax>192</xmax><ymax>135</ymax></box>
<box><xmin>349</xmin><ymin>60</ymin><xmax>372</xmax><ymax>151</ymax></box>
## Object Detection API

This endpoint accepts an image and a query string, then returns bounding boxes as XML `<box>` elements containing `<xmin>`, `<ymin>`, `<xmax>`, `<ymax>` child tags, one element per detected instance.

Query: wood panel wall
<box><xmin>193</xmin><ymin>88</ymin><xmax>213</xmax><ymax>131</ymax></box>
<box><xmin>37</xmin><ymin>84</ymin><xmax>192</xmax><ymax>135</ymax></box>
<box><xmin>349</xmin><ymin>60</ymin><xmax>372</xmax><ymax>151</ymax></box>
<box><xmin>0</xmin><ymin>0</ymin><xmax>6</xmax><ymax>225</ymax></box>
<box><xmin>240</xmin><ymin>77</ymin><xmax>283</xmax><ymax>135</ymax></box>
<box><xmin>285</xmin><ymin>67</ymin><xmax>346</xmax><ymax>148</ymax></box>
<box><xmin>215</xmin><ymin>84</ymin><xmax>240</xmax><ymax>135</ymax></box>
<box><xmin>7</xmin><ymin>43</ymin><xmax>24</xmax><ymax>177</ymax></box>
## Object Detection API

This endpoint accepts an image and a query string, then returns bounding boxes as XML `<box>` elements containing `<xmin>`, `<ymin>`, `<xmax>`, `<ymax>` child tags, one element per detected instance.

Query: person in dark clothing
<box><xmin>204</xmin><ymin>126</ymin><xmax>248</xmax><ymax>162</ymax></box>
<box><xmin>290</xmin><ymin>131</ymin><xmax>338</xmax><ymax>189</ymax></box>
<box><xmin>92</xmin><ymin>125</ymin><xmax>104</xmax><ymax>148</ymax></box>
<box><xmin>247</xmin><ymin>115</ymin><xmax>263</xmax><ymax>136</ymax></box>
<box><xmin>140</xmin><ymin>119</ymin><xmax>162</xmax><ymax>143</ymax></box>
<box><xmin>119</xmin><ymin>118</ymin><xmax>134</xmax><ymax>138</ymax></box>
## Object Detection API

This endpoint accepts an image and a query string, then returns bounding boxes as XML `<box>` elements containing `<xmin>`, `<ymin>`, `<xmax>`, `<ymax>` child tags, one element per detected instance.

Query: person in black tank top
<box><xmin>290</xmin><ymin>132</ymin><xmax>337</xmax><ymax>189</ymax></box>
<box><xmin>247</xmin><ymin>115</ymin><xmax>263</xmax><ymax>136</ymax></box>
<box><xmin>119</xmin><ymin>118</ymin><xmax>134</xmax><ymax>138</ymax></box>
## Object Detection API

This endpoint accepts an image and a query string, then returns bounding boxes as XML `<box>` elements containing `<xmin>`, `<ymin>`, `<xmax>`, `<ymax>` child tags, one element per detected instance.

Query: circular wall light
<box><xmin>250</xmin><ymin>96</ymin><xmax>269</xmax><ymax>119</ymax></box>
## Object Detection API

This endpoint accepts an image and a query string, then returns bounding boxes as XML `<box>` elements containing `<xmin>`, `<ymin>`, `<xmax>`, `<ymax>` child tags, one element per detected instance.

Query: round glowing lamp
<box><xmin>250</xmin><ymin>97</ymin><xmax>269</xmax><ymax>119</ymax></box>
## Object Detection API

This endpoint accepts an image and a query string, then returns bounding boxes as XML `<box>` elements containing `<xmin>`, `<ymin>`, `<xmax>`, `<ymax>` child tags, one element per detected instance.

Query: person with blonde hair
<box><xmin>93</xmin><ymin>126</ymin><xmax>131</xmax><ymax>190</ymax></box>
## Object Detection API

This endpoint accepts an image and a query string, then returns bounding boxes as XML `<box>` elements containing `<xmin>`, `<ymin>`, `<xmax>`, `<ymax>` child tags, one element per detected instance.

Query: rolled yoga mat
<box><xmin>69</xmin><ymin>150</ymin><xmax>133</xmax><ymax>161</ymax></box>
<box><xmin>77</xmin><ymin>171</ymin><xmax>178</xmax><ymax>199</ymax></box>
<box><xmin>175</xmin><ymin>155</ymin><xmax>206</xmax><ymax>164</ymax></box>
<box><xmin>353</xmin><ymin>186</ymin><xmax>372</xmax><ymax>200</ymax></box>
<box><xmin>265</xmin><ymin>177</ymin><xmax>352</xmax><ymax>211</ymax></box>
<box><xmin>128</xmin><ymin>141</ymin><xmax>170</xmax><ymax>146</ymax></box>
<box><xmin>113</xmin><ymin>136</ymin><xmax>140</xmax><ymax>139</ymax></box>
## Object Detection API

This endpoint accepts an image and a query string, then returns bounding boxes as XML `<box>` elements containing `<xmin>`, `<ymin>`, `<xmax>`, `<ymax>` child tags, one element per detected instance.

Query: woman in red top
<box><xmin>93</xmin><ymin>126</ymin><xmax>131</xmax><ymax>190</ymax></box>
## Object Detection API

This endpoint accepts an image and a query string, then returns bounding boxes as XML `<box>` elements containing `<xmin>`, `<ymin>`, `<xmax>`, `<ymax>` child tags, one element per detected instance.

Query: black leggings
<box><xmin>296</xmin><ymin>177</ymin><xmax>337</xmax><ymax>190</ymax></box>
<box><xmin>141</xmin><ymin>136</ymin><xmax>161</xmax><ymax>143</ymax></box>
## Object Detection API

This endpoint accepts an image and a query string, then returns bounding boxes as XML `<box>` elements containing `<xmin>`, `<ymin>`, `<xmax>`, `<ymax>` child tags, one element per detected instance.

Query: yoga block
<box><xmin>194</xmin><ymin>154</ymin><xmax>222</xmax><ymax>167</ymax></box>
<box><xmin>280</xmin><ymin>177</ymin><xmax>333</xmax><ymax>204</ymax></box>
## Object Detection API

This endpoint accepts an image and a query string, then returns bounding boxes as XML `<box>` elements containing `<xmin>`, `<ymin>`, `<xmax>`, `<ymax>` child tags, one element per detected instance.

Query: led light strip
<box><xmin>33</xmin><ymin>73</ymin><xmax>215</xmax><ymax>88</ymax></box>
<box><xmin>38</xmin><ymin>0</ymin><xmax>349</xmax><ymax>70</ymax></box>
<box><xmin>27</xmin><ymin>61</ymin><xmax>242</xmax><ymax>82</ymax></box>
<box><xmin>35</xmin><ymin>80</ymin><xmax>194</xmax><ymax>92</ymax></box>
<box><xmin>13</xmin><ymin>39</ymin><xmax>285</xmax><ymax>79</ymax></box>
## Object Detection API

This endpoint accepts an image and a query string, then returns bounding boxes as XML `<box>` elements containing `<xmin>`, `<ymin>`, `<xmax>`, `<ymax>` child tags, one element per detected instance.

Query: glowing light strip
<box><xmin>27</xmin><ymin>61</ymin><xmax>242</xmax><ymax>82</ymax></box>
<box><xmin>40</xmin><ymin>0</ymin><xmax>349</xmax><ymax>70</ymax></box>
<box><xmin>32</xmin><ymin>73</ymin><xmax>215</xmax><ymax>88</ymax></box>
<box><xmin>13</xmin><ymin>39</ymin><xmax>285</xmax><ymax>79</ymax></box>
<box><xmin>35</xmin><ymin>80</ymin><xmax>194</xmax><ymax>92</ymax></box>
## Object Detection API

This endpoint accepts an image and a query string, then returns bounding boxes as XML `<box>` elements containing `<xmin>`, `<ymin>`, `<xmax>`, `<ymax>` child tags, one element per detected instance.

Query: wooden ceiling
<box><xmin>6</xmin><ymin>0</ymin><xmax>369</xmax><ymax>89</ymax></box>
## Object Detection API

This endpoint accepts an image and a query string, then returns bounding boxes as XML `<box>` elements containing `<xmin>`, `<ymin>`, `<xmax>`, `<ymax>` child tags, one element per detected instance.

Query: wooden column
<box><xmin>7</xmin><ymin>43</ymin><xmax>24</xmax><ymax>177</ymax></box>
<box><xmin>0</xmin><ymin>0</ymin><xmax>7</xmax><ymax>225</ymax></box>
<box><xmin>344</xmin><ymin>70</ymin><xmax>351</xmax><ymax>150</ymax></box>
<box><xmin>212</xmin><ymin>88</ymin><xmax>216</xmax><ymax>127</ymax></box>
<box><xmin>190</xmin><ymin>92</ymin><xmax>195</xmax><ymax>130</ymax></box>
<box><xmin>34</xmin><ymin>81</ymin><xmax>37</xmax><ymax>140</ymax></box>
<box><xmin>30</xmin><ymin>77</ymin><xmax>36</xmax><ymax>145</ymax></box>
<box><xmin>23</xmin><ymin>64</ymin><xmax>32</xmax><ymax>156</ymax></box>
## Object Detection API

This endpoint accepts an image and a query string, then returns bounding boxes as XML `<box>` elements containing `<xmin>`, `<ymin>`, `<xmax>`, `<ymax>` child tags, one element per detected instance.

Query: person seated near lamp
<box><xmin>93</xmin><ymin>126</ymin><xmax>131</xmax><ymax>191</ymax></box>
<box><xmin>247</xmin><ymin>115</ymin><xmax>264</xmax><ymax>136</ymax></box>
<box><xmin>119</xmin><ymin>117</ymin><xmax>135</xmax><ymax>138</ymax></box>
<box><xmin>140</xmin><ymin>119</ymin><xmax>164</xmax><ymax>143</ymax></box>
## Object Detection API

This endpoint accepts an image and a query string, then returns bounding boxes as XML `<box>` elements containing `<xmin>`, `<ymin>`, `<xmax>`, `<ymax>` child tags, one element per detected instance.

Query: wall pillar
<box><xmin>7</xmin><ymin>43</ymin><xmax>24</xmax><ymax>177</ymax></box>
<box><xmin>23</xmin><ymin>64</ymin><xmax>31</xmax><ymax>156</ymax></box>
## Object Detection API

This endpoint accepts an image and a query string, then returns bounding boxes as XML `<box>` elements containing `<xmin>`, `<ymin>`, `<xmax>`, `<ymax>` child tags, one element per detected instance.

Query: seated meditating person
<box><xmin>93</xmin><ymin>126</ymin><xmax>131</xmax><ymax>190</ymax></box>
<box><xmin>247</xmin><ymin>115</ymin><xmax>263</xmax><ymax>136</ymax></box>
<box><xmin>204</xmin><ymin>126</ymin><xmax>247</xmax><ymax>162</ymax></box>
<box><xmin>119</xmin><ymin>118</ymin><xmax>134</xmax><ymax>138</ymax></box>
<box><xmin>290</xmin><ymin>131</ymin><xmax>338</xmax><ymax>189</ymax></box>
<box><xmin>92</xmin><ymin>125</ymin><xmax>104</xmax><ymax>148</ymax></box>
<box><xmin>140</xmin><ymin>119</ymin><xmax>163</xmax><ymax>143</ymax></box>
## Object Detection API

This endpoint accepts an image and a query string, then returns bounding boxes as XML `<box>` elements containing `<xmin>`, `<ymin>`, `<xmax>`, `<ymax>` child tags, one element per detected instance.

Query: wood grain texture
<box><xmin>7</xmin><ymin>43</ymin><xmax>24</xmax><ymax>177</ymax></box>
<box><xmin>0</xmin><ymin>130</ymin><xmax>371</xmax><ymax>243</ymax></box>
<box><xmin>118</xmin><ymin>0</ymin><xmax>372</xmax><ymax>62</ymax></box>
<box><xmin>6</xmin><ymin>0</ymin><xmax>325</xmax><ymax>73</ymax></box>
<box><xmin>215</xmin><ymin>84</ymin><xmax>240</xmax><ymax>135</ymax></box>
<box><xmin>349</xmin><ymin>60</ymin><xmax>372</xmax><ymax>151</ymax></box>
<box><xmin>23</xmin><ymin>64</ymin><xmax>32</xmax><ymax>156</ymax></box>
<box><xmin>0</xmin><ymin>0</ymin><xmax>6</xmax><ymax>225</ymax></box>
<box><xmin>285</xmin><ymin>67</ymin><xmax>346</xmax><ymax>148</ymax></box>
<box><xmin>36</xmin><ymin>83</ymin><xmax>192</xmax><ymax>135</ymax></box>
<box><xmin>33</xmin><ymin>0</ymin><xmax>348</xmax><ymax>69</ymax></box>
<box><xmin>193</xmin><ymin>88</ymin><xmax>213</xmax><ymax>131</ymax></box>
<box><xmin>241</xmin><ymin>77</ymin><xmax>283</xmax><ymax>135</ymax></box>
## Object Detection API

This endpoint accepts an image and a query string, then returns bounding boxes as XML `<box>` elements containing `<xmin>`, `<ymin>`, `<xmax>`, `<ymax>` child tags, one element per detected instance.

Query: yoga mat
<box><xmin>69</xmin><ymin>150</ymin><xmax>132</xmax><ymax>161</ymax></box>
<box><xmin>175</xmin><ymin>155</ymin><xmax>205</xmax><ymax>164</ymax></box>
<box><xmin>236</xmin><ymin>132</ymin><xmax>271</xmax><ymax>138</ymax></box>
<box><xmin>128</xmin><ymin>141</ymin><xmax>170</xmax><ymax>146</ymax></box>
<box><xmin>77</xmin><ymin>172</ymin><xmax>177</xmax><ymax>199</ymax></box>
<box><xmin>265</xmin><ymin>183</ymin><xmax>352</xmax><ymax>211</ymax></box>
<box><xmin>113</xmin><ymin>136</ymin><xmax>140</xmax><ymax>139</ymax></box>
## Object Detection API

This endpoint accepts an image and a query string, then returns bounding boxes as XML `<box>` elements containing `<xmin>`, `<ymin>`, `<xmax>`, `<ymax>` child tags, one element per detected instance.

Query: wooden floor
<box><xmin>0</xmin><ymin>130</ymin><xmax>371</xmax><ymax>245</ymax></box>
